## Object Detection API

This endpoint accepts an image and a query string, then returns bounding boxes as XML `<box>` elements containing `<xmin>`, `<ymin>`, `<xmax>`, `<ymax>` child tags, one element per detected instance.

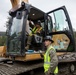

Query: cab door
<box><xmin>46</xmin><ymin>6</ymin><xmax>75</xmax><ymax>52</ymax></box>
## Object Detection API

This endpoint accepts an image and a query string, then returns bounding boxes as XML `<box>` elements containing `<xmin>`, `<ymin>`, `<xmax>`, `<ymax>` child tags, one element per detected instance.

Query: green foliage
<box><xmin>74</xmin><ymin>32</ymin><xmax>76</xmax><ymax>36</ymax></box>
<box><xmin>0</xmin><ymin>36</ymin><xmax>6</xmax><ymax>46</ymax></box>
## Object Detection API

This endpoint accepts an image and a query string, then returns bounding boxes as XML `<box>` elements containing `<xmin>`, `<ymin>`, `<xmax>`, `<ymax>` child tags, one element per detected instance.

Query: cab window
<box><xmin>47</xmin><ymin>9</ymin><xmax>69</xmax><ymax>32</ymax></box>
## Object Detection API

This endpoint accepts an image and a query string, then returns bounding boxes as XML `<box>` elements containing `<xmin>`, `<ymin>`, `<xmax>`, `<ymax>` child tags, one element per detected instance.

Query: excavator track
<box><xmin>0</xmin><ymin>53</ymin><xmax>76</xmax><ymax>75</ymax></box>
<box><xmin>58</xmin><ymin>53</ymin><xmax>76</xmax><ymax>75</ymax></box>
<box><xmin>58</xmin><ymin>62</ymin><xmax>76</xmax><ymax>75</ymax></box>
<box><xmin>0</xmin><ymin>60</ymin><xmax>43</xmax><ymax>75</ymax></box>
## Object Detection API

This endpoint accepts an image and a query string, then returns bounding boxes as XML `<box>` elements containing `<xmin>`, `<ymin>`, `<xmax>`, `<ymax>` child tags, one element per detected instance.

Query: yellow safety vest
<box><xmin>44</xmin><ymin>46</ymin><xmax>58</xmax><ymax>74</ymax></box>
<box><xmin>30</xmin><ymin>27</ymin><xmax>42</xmax><ymax>36</ymax></box>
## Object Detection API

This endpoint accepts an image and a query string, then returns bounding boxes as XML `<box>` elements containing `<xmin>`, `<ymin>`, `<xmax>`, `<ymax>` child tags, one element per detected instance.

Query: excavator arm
<box><xmin>10</xmin><ymin>0</ymin><xmax>28</xmax><ymax>11</ymax></box>
<box><xmin>10</xmin><ymin>0</ymin><xmax>28</xmax><ymax>8</ymax></box>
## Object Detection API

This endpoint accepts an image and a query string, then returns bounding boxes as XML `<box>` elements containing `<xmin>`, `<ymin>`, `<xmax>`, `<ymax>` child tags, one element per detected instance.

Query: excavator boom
<box><xmin>10</xmin><ymin>0</ymin><xmax>28</xmax><ymax>7</ymax></box>
<box><xmin>10</xmin><ymin>0</ymin><xmax>28</xmax><ymax>11</ymax></box>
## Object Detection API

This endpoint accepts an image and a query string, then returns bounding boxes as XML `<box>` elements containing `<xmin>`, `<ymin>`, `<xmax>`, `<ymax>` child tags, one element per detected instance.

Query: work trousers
<box><xmin>27</xmin><ymin>35</ymin><xmax>32</xmax><ymax>45</ymax></box>
<box><xmin>45</xmin><ymin>72</ymin><xmax>58</xmax><ymax>75</ymax></box>
<box><xmin>45</xmin><ymin>72</ymin><xmax>53</xmax><ymax>75</ymax></box>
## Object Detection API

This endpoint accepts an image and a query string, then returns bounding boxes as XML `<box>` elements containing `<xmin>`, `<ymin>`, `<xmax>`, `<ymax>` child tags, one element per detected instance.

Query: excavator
<box><xmin>0</xmin><ymin>0</ymin><xmax>76</xmax><ymax>75</ymax></box>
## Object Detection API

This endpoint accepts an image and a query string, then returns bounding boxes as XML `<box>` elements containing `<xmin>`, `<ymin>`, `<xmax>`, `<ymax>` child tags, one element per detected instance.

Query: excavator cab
<box><xmin>6</xmin><ymin>2</ymin><xmax>75</xmax><ymax>57</ymax></box>
<box><xmin>6</xmin><ymin>2</ymin><xmax>45</xmax><ymax>56</ymax></box>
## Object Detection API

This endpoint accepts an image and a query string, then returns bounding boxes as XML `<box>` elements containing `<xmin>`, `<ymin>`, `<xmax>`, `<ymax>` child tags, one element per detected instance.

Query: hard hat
<box><xmin>44</xmin><ymin>36</ymin><xmax>54</xmax><ymax>43</ymax></box>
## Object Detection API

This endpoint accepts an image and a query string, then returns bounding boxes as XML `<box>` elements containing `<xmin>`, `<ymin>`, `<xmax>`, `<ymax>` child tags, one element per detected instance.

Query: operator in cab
<box><xmin>25</xmin><ymin>20</ymin><xmax>43</xmax><ymax>50</ymax></box>
<box><xmin>43</xmin><ymin>36</ymin><xmax>58</xmax><ymax>75</ymax></box>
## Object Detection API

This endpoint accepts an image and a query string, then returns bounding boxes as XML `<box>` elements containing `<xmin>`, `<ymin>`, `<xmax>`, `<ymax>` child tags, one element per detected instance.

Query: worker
<box><xmin>25</xmin><ymin>20</ymin><xmax>43</xmax><ymax>50</ymax></box>
<box><xmin>43</xmin><ymin>36</ymin><xmax>58</xmax><ymax>75</ymax></box>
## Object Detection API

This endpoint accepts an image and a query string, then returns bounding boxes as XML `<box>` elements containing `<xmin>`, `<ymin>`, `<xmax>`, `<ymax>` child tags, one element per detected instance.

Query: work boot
<box><xmin>25</xmin><ymin>45</ymin><xmax>29</xmax><ymax>50</ymax></box>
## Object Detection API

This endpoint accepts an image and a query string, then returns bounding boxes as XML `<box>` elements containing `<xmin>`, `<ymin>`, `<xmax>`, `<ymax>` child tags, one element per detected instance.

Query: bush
<box><xmin>0</xmin><ymin>36</ymin><xmax>6</xmax><ymax>46</ymax></box>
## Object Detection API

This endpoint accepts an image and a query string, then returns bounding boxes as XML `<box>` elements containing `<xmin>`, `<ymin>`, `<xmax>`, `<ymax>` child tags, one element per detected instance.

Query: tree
<box><xmin>0</xmin><ymin>36</ymin><xmax>6</xmax><ymax>46</ymax></box>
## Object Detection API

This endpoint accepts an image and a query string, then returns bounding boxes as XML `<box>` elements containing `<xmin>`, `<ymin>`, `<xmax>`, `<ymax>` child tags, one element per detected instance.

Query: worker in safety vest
<box><xmin>43</xmin><ymin>36</ymin><xmax>58</xmax><ymax>75</ymax></box>
<box><xmin>25</xmin><ymin>20</ymin><xmax>42</xmax><ymax>50</ymax></box>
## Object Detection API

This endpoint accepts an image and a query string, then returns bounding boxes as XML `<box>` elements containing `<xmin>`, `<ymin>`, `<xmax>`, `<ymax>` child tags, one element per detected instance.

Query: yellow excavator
<box><xmin>0</xmin><ymin>0</ymin><xmax>76</xmax><ymax>75</ymax></box>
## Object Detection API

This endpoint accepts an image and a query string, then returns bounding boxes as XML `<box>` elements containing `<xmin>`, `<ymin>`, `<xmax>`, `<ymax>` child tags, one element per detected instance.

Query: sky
<box><xmin>0</xmin><ymin>0</ymin><xmax>76</xmax><ymax>32</ymax></box>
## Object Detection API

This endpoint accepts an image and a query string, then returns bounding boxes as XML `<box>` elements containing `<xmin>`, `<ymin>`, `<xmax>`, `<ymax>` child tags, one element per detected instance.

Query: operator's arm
<box><xmin>48</xmin><ymin>49</ymin><xmax>58</xmax><ymax>73</ymax></box>
<box><xmin>29</xmin><ymin>21</ymin><xmax>34</xmax><ymax>29</ymax></box>
<box><xmin>36</xmin><ymin>27</ymin><xmax>43</xmax><ymax>36</ymax></box>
